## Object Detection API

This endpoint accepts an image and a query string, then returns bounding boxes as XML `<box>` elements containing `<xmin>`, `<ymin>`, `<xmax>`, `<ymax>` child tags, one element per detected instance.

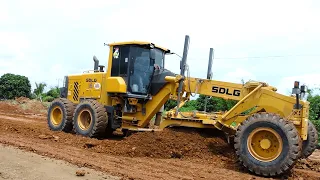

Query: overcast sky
<box><xmin>1</xmin><ymin>0</ymin><xmax>320</xmax><ymax>95</ymax></box>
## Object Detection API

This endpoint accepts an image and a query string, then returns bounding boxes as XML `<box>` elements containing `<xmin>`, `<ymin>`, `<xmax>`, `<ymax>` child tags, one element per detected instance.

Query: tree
<box><xmin>0</xmin><ymin>73</ymin><xmax>32</xmax><ymax>99</ymax></box>
<box><xmin>33</xmin><ymin>82</ymin><xmax>47</xmax><ymax>102</ymax></box>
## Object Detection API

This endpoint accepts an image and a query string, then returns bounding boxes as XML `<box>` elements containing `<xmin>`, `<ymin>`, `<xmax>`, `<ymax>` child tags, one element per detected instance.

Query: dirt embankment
<box><xmin>0</xmin><ymin>98</ymin><xmax>319</xmax><ymax>180</ymax></box>
<box><xmin>0</xmin><ymin>97</ymin><xmax>48</xmax><ymax>115</ymax></box>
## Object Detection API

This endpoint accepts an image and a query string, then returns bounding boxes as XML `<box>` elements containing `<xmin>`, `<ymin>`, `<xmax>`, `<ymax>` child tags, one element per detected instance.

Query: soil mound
<box><xmin>69</xmin><ymin>128</ymin><xmax>237</xmax><ymax>163</ymax></box>
<box><xmin>0</xmin><ymin>97</ymin><xmax>47</xmax><ymax>115</ymax></box>
<box><xmin>116</xmin><ymin>128</ymin><xmax>235</xmax><ymax>160</ymax></box>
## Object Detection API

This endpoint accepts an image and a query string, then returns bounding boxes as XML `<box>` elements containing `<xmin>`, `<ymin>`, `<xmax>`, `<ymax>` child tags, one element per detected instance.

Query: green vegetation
<box><xmin>32</xmin><ymin>82</ymin><xmax>47</xmax><ymax>102</ymax></box>
<box><xmin>37</xmin><ymin>85</ymin><xmax>60</xmax><ymax>102</ymax></box>
<box><xmin>32</xmin><ymin>82</ymin><xmax>60</xmax><ymax>102</ymax></box>
<box><xmin>0</xmin><ymin>73</ymin><xmax>32</xmax><ymax>99</ymax></box>
<box><xmin>307</xmin><ymin>88</ymin><xmax>320</xmax><ymax>144</ymax></box>
<box><xmin>0</xmin><ymin>73</ymin><xmax>60</xmax><ymax>102</ymax></box>
<box><xmin>164</xmin><ymin>94</ymin><xmax>237</xmax><ymax>112</ymax></box>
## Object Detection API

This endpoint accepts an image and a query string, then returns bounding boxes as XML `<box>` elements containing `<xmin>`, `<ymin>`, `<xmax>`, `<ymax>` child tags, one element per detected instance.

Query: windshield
<box><xmin>128</xmin><ymin>46</ymin><xmax>154</xmax><ymax>95</ymax></box>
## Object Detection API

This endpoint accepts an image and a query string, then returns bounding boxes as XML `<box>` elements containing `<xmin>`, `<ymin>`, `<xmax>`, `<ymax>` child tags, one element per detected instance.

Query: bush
<box><xmin>0</xmin><ymin>73</ymin><xmax>31</xmax><ymax>99</ymax></box>
<box><xmin>180</xmin><ymin>100</ymin><xmax>197</xmax><ymax>112</ymax></box>
<box><xmin>163</xmin><ymin>95</ymin><xmax>238</xmax><ymax>113</ymax></box>
<box><xmin>164</xmin><ymin>99</ymin><xmax>177</xmax><ymax>111</ymax></box>
<box><xmin>46</xmin><ymin>86</ymin><xmax>60</xmax><ymax>98</ymax></box>
<box><xmin>43</xmin><ymin>96</ymin><xmax>55</xmax><ymax>102</ymax></box>
<box><xmin>311</xmin><ymin>120</ymin><xmax>320</xmax><ymax>131</ymax></box>
<box><xmin>195</xmin><ymin>95</ymin><xmax>237</xmax><ymax>112</ymax></box>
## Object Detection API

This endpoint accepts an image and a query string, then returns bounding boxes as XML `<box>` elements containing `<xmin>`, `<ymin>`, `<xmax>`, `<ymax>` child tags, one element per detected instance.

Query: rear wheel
<box><xmin>234</xmin><ymin>113</ymin><xmax>301</xmax><ymax>176</ymax></box>
<box><xmin>302</xmin><ymin>120</ymin><xmax>318</xmax><ymax>158</ymax></box>
<box><xmin>73</xmin><ymin>99</ymin><xmax>107</xmax><ymax>138</ymax></box>
<box><xmin>47</xmin><ymin>98</ymin><xmax>75</xmax><ymax>132</ymax></box>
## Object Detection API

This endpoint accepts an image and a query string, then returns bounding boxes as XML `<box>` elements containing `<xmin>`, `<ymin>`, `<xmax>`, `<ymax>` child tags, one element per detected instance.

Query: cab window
<box><xmin>111</xmin><ymin>45</ymin><xmax>130</xmax><ymax>77</ymax></box>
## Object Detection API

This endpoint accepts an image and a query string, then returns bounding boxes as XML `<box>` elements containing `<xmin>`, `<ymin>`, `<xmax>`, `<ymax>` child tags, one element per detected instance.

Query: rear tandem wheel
<box><xmin>234</xmin><ymin>112</ymin><xmax>301</xmax><ymax>177</ymax></box>
<box><xmin>72</xmin><ymin>99</ymin><xmax>108</xmax><ymax>138</ymax></box>
<box><xmin>47</xmin><ymin>98</ymin><xmax>76</xmax><ymax>132</ymax></box>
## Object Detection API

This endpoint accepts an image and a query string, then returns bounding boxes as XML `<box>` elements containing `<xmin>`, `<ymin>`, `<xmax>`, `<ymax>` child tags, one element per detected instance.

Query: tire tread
<box><xmin>73</xmin><ymin>99</ymin><xmax>107</xmax><ymax>138</ymax></box>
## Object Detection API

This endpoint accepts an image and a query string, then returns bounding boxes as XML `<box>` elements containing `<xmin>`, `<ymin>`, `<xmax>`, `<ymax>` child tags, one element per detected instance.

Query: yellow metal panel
<box><xmin>106</xmin><ymin>46</ymin><xmax>113</xmax><ymax>78</ymax></box>
<box><xmin>183</xmin><ymin>77</ymin><xmax>244</xmax><ymax>101</ymax></box>
<box><xmin>66</xmin><ymin>75</ymin><xmax>81</xmax><ymax>104</ymax></box>
<box><xmin>97</xmin><ymin>73</ymin><xmax>110</xmax><ymax>105</ymax></box>
<box><xmin>105</xmin><ymin>77</ymin><xmax>127</xmax><ymax>93</ymax></box>
<box><xmin>79</xmin><ymin>72</ymin><xmax>104</xmax><ymax>99</ymax></box>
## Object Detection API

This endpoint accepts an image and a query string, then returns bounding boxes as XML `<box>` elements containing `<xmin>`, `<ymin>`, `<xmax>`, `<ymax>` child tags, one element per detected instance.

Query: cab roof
<box><xmin>107</xmin><ymin>41</ymin><xmax>170</xmax><ymax>52</ymax></box>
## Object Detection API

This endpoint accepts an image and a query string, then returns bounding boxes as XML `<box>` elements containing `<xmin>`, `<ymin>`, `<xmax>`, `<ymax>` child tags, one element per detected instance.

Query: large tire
<box><xmin>302</xmin><ymin>120</ymin><xmax>318</xmax><ymax>158</ymax></box>
<box><xmin>234</xmin><ymin>113</ymin><xmax>301</xmax><ymax>177</ymax></box>
<box><xmin>73</xmin><ymin>99</ymin><xmax>107</xmax><ymax>138</ymax></box>
<box><xmin>47</xmin><ymin>98</ymin><xmax>75</xmax><ymax>132</ymax></box>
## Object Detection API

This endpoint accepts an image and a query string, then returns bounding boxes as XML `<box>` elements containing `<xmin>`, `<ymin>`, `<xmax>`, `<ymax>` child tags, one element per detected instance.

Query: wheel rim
<box><xmin>247</xmin><ymin>127</ymin><xmax>283</xmax><ymax>162</ymax></box>
<box><xmin>77</xmin><ymin>109</ymin><xmax>92</xmax><ymax>131</ymax></box>
<box><xmin>50</xmin><ymin>106</ymin><xmax>63</xmax><ymax>126</ymax></box>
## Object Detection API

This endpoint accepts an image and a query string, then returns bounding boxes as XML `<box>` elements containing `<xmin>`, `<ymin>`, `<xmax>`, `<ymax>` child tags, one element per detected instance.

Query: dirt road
<box><xmin>0</xmin><ymin>144</ymin><xmax>120</xmax><ymax>180</ymax></box>
<box><xmin>0</xmin><ymin>99</ymin><xmax>320</xmax><ymax>180</ymax></box>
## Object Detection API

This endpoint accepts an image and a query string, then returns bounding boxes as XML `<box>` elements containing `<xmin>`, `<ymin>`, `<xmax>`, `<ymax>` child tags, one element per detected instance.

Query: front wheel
<box><xmin>234</xmin><ymin>113</ymin><xmax>301</xmax><ymax>177</ymax></box>
<box><xmin>47</xmin><ymin>98</ymin><xmax>75</xmax><ymax>132</ymax></box>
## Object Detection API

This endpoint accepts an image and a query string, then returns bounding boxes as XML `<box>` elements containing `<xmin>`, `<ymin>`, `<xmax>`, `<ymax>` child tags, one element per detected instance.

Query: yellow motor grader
<box><xmin>47</xmin><ymin>35</ymin><xmax>318</xmax><ymax>177</ymax></box>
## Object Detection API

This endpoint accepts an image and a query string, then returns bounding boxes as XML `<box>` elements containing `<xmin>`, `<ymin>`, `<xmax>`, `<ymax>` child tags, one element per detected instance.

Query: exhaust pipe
<box><xmin>93</xmin><ymin>55</ymin><xmax>99</xmax><ymax>71</ymax></box>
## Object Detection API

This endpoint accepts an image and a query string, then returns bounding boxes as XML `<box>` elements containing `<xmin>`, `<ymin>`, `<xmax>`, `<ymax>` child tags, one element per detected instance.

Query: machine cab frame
<box><xmin>108</xmin><ymin>42</ymin><xmax>168</xmax><ymax>97</ymax></box>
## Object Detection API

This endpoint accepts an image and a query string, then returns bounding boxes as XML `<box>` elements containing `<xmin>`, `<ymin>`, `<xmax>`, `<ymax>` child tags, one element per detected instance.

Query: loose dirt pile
<box><xmin>0</xmin><ymin>114</ymin><xmax>236</xmax><ymax>163</ymax></box>
<box><xmin>296</xmin><ymin>159</ymin><xmax>320</xmax><ymax>172</ymax></box>
<box><xmin>81</xmin><ymin>128</ymin><xmax>235</xmax><ymax>160</ymax></box>
<box><xmin>1</xmin><ymin>97</ymin><xmax>235</xmax><ymax>162</ymax></box>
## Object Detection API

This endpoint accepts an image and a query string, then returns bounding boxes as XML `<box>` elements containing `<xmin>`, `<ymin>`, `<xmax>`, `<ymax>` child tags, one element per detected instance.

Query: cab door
<box><xmin>128</xmin><ymin>47</ymin><xmax>154</xmax><ymax>95</ymax></box>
